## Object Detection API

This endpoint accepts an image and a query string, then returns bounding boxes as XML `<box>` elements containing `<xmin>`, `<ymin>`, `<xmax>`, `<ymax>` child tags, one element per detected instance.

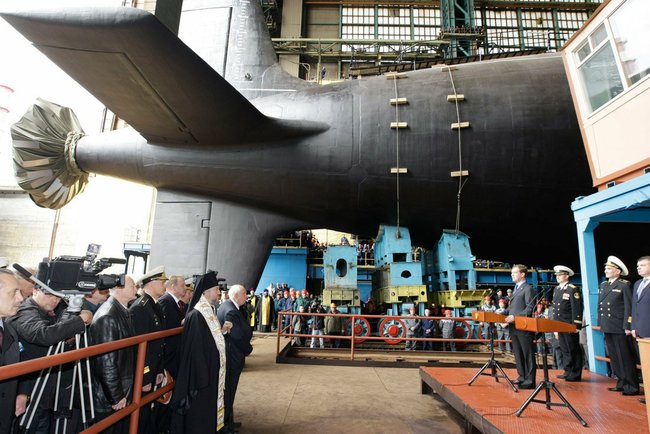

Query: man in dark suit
<box><xmin>631</xmin><ymin>256</ymin><xmax>650</xmax><ymax>403</ymax></box>
<box><xmin>0</xmin><ymin>269</ymin><xmax>24</xmax><ymax>433</ymax></box>
<box><xmin>632</xmin><ymin>256</ymin><xmax>650</xmax><ymax>339</ymax></box>
<box><xmin>130</xmin><ymin>266</ymin><xmax>167</xmax><ymax>433</ymax></box>
<box><xmin>598</xmin><ymin>255</ymin><xmax>639</xmax><ymax>396</ymax></box>
<box><xmin>158</xmin><ymin>275</ymin><xmax>188</xmax><ymax>379</ymax></box>
<box><xmin>505</xmin><ymin>264</ymin><xmax>537</xmax><ymax>389</ymax></box>
<box><xmin>217</xmin><ymin>284</ymin><xmax>253</xmax><ymax>434</ymax></box>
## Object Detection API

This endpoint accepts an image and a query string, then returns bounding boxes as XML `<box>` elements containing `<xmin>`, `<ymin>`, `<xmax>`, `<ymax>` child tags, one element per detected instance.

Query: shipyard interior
<box><xmin>0</xmin><ymin>0</ymin><xmax>649</xmax><ymax>433</ymax></box>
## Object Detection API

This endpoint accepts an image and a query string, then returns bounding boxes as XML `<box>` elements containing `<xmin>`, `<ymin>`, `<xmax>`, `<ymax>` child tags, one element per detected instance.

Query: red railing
<box><xmin>0</xmin><ymin>327</ymin><xmax>183</xmax><ymax>434</ymax></box>
<box><xmin>276</xmin><ymin>311</ymin><xmax>512</xmax><ymax>360</ymax></box>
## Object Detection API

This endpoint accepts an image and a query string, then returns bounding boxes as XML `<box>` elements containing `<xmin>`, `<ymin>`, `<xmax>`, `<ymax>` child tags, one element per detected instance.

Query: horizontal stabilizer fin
<box><xmin>1</xmin><ymin>7</ymin><xmax>326</xmax><ymax>145</ymax></box>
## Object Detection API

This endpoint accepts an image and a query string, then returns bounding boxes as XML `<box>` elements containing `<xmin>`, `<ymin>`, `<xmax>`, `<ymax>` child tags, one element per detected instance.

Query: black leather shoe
<box><xmin>608</xmin><ymin>387</ymin><xmax>624</xmax><ymax>392</ymax></box>
<box><xmin>623</xmin><ymin>391</ymin><xmax>640</xmax><ymax>396</ymax></box>
<box><xmin>518</xmin><ymin>383</ymin><xmax>535</xmax><ymax>390</ymax></box>
<box><xmin>564</xmin><ymin>377</ymin><xmax>581</xmax><ymax>382</ymax></box>
<box><xmin>640</xmin><ymin>398</ymin><xmax>646</xmax><ymax>404</ymax></box>
<box><xmin>512</xmin><ymin>379</ymin><xmax>524</xmax><ymax>385</ymax></box>
<box><xmin>557</xmin><ymin>374</ymin><xmax>568</xmax><ymax>379</ymax></box>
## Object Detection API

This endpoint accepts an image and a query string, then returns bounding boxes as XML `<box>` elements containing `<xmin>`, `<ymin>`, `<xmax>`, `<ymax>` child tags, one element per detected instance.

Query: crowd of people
<box><xmin>0</xmin><ymin>264</ymin><xmax>253</xmax><ymax>434</ymax></box>
<box><xmin>0</xmin><ymin>254</ymin><xmax>648</xmax><ymax>433</ymax></box>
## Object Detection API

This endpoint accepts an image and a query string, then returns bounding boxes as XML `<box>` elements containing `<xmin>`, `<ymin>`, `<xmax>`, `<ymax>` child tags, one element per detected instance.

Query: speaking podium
<box><xmin>514</xmin><ymin>316</ymin><xmax>587</xmax><ymax>427</ymax></box>
<box><xmin>467</xmin><ymin>311</ymin><xmax>517</xmax><ymax>392</ymax></box>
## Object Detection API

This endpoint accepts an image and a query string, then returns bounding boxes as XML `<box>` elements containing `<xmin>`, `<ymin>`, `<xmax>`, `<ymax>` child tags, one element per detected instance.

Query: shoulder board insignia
<box><xmin>574</xmin><ymin>292</ymin><xmax>580</xmax><ymax>299</ymax></box>
<box><xmin>568</xmin><ymin>284</ymin><xmax>576</xmax><ymax>288</ymax></box>
<box><xmin>621</xmin><ymin>279</ymin><xmax>630</xmax><ymax>284</ymax></box>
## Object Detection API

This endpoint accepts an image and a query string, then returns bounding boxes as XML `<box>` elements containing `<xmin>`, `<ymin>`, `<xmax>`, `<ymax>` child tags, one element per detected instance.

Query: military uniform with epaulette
<box><xmin>552</xmin><ymin>283</ymin><xmax>583</xmax><ymax>381</ymax></box>
<box><xmin>598</xmin><ymin>277</ymin><xmax>639</xmax><ymax>394</ymax></box>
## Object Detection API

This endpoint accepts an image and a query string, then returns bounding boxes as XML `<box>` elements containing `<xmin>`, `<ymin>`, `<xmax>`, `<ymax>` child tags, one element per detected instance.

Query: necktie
<box><xmin>639</xmin><ymin>278</ymin><xmax>650</xmax><ymax>298</ymax></box>
<box><xmin>178</xmin><ymin>300</ymin><xmax>186</xmax><ymax>314</ymax></box>
<box><xmin>0</xmin><ymin>326</ymin><xmax>4</xmax><ymax>350</ymax></box>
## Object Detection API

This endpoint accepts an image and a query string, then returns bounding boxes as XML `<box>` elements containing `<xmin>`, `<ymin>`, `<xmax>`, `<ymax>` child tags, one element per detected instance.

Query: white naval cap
<box><xmin>604</xmin><ymin>256</ymin><xmax>628</xmax><ymax>276</ymax></box>
<box><xmin>135</xmin><ymin>265</ymin><xmax>167</xmax><ymax>287</ymax></box>
<box><xmin>553</xmin><ymin>265</ymin><xmax>575</xmax><ymax>276</ymax></box>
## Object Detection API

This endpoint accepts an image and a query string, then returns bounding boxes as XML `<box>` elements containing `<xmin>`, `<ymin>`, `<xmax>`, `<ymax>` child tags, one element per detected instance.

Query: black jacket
<box><xmin>7</xmin><ymin>297</ymin><xmax>86</xmax><ymax>408</ymax></box>
<box><xmin>0</xmin><ymin>321</ymin><xmax>20</xmax><ymax>433</ymax></box>
<box><xmin>89</xmin><ymin>297</ymin><xmax>136</xmax><ymax>413</ymax></box>
<box><xmin>506</xmin><ymin>282</ymin><xmax>536</xmax><ymax>318</ymax></box>
<box><xmin>598</xmin><ymin>278</ymin><xmax>632</xmax><ymax>334</ymax></box>
<box><xmin>129</xmin><ymin>293</ymin><xmax>165</xmax><ymax>387</ymax></box>
<box><xmin>632</xmin><ymin>278</ymin><xmax>650</xmax><ymax>338</ymax></box>
<box><xmin>551</xmin><ymin>284</ymin><xmax>584</xmax><ymax>328</ymax></box>
<box><xmin>217</xmin><ymin>300</ymin><xmax>252</xmax><ymax>372</ymax></box>
<box><xmin>158</xmin><ymin>292</ymin><xmax>184</xmax><ymax>378</ymax></box>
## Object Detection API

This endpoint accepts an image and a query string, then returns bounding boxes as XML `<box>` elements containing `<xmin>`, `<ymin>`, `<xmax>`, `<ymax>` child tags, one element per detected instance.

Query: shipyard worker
<box><xmin>254</xmin><ymin>288</ymin><xmax>275</xmax><ymax>332</ymax></box>
<box><xmin>309</xmin><ymin>301</ymin><xmax>325</xmax><ymax>348</ymax></box>
<box><xmin>495</xmin><ymin>298</ymin><xmax>511</xmax><ymax>353</ymax></box>
<box><xmin>421</xmin><ymin>308</ymin><xmax>435</xmax><ymax>351</ymax></box>
<box><xmin>217</xmin><ymin>284</ymin><xmax>253</xmax><ymax>434</ymax></box>
<box><xmin>440</xmin><ymin>310</ymin><xmax>456</xmax><ymax>351</ymax></box>
<box><xmin>324</xmin><ymin>303</ymin><xmax>344</xmax><ymax>348</ymax></box>
<box><xmin>273</xmin><ymin>291</ymin><xmax>283</xmax><ymax>330</ymax></box>
<box><xmin>506</xmin><ymin>288</ymin><xmax>513</xmax><ymax>302</ymax></box>
<box><xmin>551</xmin><ymin>265</ymin><xmax>583</xmax><ymax>382</ymax></box>
<box><xmin>8</xmin><ymin>282</ymin><xmax>92</xmax><ymax>434</ymax></box>
<box><xmin>89</xmin><ymin>276</ymin><xmax>138</xmax><ymax>434</ymax></box>
<box><xmin>171</xmin><ymin>270</ymin><xmax>232</xmax><ymax>434</ymax></box>
<box><xmin>599</xmin><ymin>256</ymin><xmax>639</xmax><ymax>395</ymax></box>
<box><xmin>130</xmin><ymin>265</ymin><xmax>167</xmax><ymax>433</ymax></box>
<box><xmin>505</xmin><ymin>264</ymin><xmax>537</xmax><ymax>389</ymax></box>
<box><xmin>292</xmin><ymin>305</ymin><xmax>307</xmax><ymax>346</ymax></box>
<box><xmin>0</xmin><ymin>269</ymin><xmax>23</xmax><ymax>433</ymax></box>
<box><xmin>480</xmin><ymin>295</ymin><xmax>497</xmax><ymax>341</ymax></box>
<box><xmin>403</xmin><ymin>306</ymin><xmax>421</xmax><ymax>350</ymax></box>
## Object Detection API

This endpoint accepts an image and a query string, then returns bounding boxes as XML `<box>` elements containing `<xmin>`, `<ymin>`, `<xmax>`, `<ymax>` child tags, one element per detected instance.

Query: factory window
<box><xmin>608</xmin><ymin>0</ymin><xmax>650</xmax><ymax>86</ymax></box>
<box><xmin>393</xmin><ymin>253</ymin><xmax>407</xmax><ymax>262</ymax></box>
<box><xmin>578</xmin><ymin>42</ymin><xmax>624</xmax><ymax>112</ymax></box>
<box><xmin>573</xmin><ymin>0</ymin><xmax>649</xmax><ymax>113</ymax></box>
<box><xmin>336</xmin><ymin>258</ymin><xmax>348</xmax><ymax>277</ymax></box>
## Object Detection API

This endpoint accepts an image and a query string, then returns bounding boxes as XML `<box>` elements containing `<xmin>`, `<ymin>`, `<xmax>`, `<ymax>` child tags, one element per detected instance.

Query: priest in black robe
<box><xmin>171</xmin><ymin>271</ymin><xmax>232</xmax><ymax>434</ymax></box>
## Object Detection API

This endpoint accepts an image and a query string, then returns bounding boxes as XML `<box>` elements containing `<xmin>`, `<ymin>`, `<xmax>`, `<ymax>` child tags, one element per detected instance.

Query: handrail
<box><xmin>276</xmin><ymin>311</ymin><xmax>513</xmax><ymax>361</ymax></box>
<box><xmin>0</xmin><ymin>326</ymin><xmax>183</xmax><ymax>434</ymax></box>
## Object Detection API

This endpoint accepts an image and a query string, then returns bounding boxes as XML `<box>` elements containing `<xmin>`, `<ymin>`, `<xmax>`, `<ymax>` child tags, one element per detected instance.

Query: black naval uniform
<box><xmin>598</xmin><ymin>278</ymin><xmax>639</xmax><ymax>395</ymax></box>
<box><xmin>130</xmin><ymin>293</ymin><xmax>166</xmax><ymax>433</ymax></box>
<box><xmin>551</xmin><ymin>283</ymin><xmax>584</xmax><ymax>381</ymax></box>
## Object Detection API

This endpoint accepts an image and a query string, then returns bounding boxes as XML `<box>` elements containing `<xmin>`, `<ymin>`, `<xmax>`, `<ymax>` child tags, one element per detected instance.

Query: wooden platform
<box><xmin>420</xmin><ymin>366</ymin><xmax>648</xmax><ymax>434</ymax></box>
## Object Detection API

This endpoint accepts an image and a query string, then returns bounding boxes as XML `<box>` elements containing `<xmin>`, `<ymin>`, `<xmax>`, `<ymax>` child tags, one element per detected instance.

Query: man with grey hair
<box><xmin>89</xmin><ymin>275</ymin><xmax>138</xmax><ymax>434</ymax></box>
<box><xmin>217</xmin><ymin>284</ymin><xmax>252</xmax><ymax>434</ymax></box>
<box><xmin>13</xmin><ymin>265</ymin><xmax>36</xmax><ymax>300</ymax></box>
<box><xmin>0</xmin><ymin>269</ymin><xmax>24</xmax><ymax>432</ymax></box>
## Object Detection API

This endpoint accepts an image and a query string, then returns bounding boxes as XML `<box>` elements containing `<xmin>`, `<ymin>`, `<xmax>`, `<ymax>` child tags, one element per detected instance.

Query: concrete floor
<box><xmin>233</xmin><ymin>334</ymin><xmax>465</xmax><ymax>434</ymax></box>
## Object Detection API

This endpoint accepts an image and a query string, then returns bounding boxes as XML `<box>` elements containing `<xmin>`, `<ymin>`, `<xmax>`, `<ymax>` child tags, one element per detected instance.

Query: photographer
<box><xmin>89</xmin><ymin>276</ymin><xmax>137</xmax><ymax>434</ymax></box>
<box><xmin>7</xmin><ymin>286</ymin><xmax>92</xmax><ymax>434</ymax></box>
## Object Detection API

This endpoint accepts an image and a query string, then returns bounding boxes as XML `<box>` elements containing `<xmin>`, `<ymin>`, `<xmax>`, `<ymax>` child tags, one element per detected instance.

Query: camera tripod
<box><xmin>467</xmin><ymin>322</ymin><xmax>517</xmax><ymax>392</ymax></box>
<box><xmin>20</xmin><ymin>327</ymin><xmax>95</xmax><ymax>433</ymax></box>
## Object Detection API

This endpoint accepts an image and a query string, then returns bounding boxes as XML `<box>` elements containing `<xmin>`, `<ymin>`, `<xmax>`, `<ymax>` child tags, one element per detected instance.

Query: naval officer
<box><xmin>551</xmin><ymin>265</ymin><xmax>583</xmax><ymax>381</ymax></box>
<box><xmin>598</xmin><ymin>256</ymin><xmax>639</xmax><ymax>396</ymax></box>
<box><xmin>130</xmin><ymin>265</ymin><xmax>168</xmax><ymax>432</ymax></box>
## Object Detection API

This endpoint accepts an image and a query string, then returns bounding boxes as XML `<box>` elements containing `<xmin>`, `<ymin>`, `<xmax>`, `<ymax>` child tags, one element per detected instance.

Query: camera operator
<box><xmin>0</xmin><ymin>269</ymin><xmax>24</xmax><ymax>433</ymax></box>
<box><xmin>88</xmin><ymin>276</ymin><xmax>137</xmax><ymax>434</ymax></box>
<box><xmin>7</xmin><ymin>285</ymin><xmax>93</xmax><ymax>434</ymax></box>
